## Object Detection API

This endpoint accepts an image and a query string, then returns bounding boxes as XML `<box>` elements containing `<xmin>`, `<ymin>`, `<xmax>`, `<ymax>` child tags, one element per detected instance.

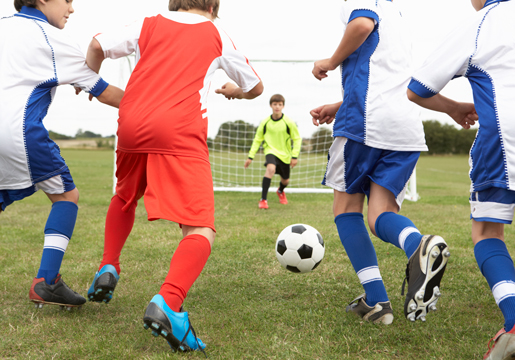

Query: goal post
<box><xmin>112</xmin><ymin>56</ymin><xmax>419</xmax><ymax>200</ymax></box>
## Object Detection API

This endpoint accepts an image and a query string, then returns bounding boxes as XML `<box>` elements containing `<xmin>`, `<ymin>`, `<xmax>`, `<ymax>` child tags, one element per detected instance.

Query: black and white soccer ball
<box><xmin>275</xmin><ymin>224</ymin><xmax>325</xmax><ymax>273</ymax></box>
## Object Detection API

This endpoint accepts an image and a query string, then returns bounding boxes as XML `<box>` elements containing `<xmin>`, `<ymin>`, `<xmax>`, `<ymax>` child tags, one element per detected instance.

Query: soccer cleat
<box><xmin>403</xmin><ymin>235</ymin><xmax>450</xmax><ymax>322</ymax></box>
<box><xmin>29</xmin><ymin>274</ymin><xmax>86</xmax><ymax>310</ymax></box>
<box><xmin>87</xmin><ymin>264</ymin><xmax>119</xmax><ymax>304</ymax></box>
<box><xmin>258</xmin><ymin>199</ymin><xmax>268</xmax><ymax>209</ymax></box>
<box><xmin>346</xmin><ymin>294</ymin><xmax>394</xmax><ymax>325</ymax></box>
<box><xmin>277</xmin><ymin>189</ymin><xmax>288</xmax><ymax>205</ymax></box>
<box><xmin>483</xmin><ymin>326</ymin><xmax>515</xmax><ymax>360</ymax></box>
<box><xmin>143</xmin><ymin>294</ymin><xmax>206</xmax><ymax>354</ymax></box>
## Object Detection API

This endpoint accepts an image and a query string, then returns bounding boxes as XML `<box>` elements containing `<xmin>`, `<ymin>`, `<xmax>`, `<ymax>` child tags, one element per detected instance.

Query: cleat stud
<box><xmin>143</xmin><ymin>323</ymin><xmax>149</xmax><ymax>330</ymax></box>
<box><xmin>152</xmin><ymin>330</ymin><xmax>159</xmax><ymax>337</ymax></box>
<box><xmin>66</xmin><ymin>307</ymin><xmax>72</xmax><ymax>311</ymax></box>
<box><xmin>109</xmin><ymin>291</ymin><xmax>113</xmax><ymax>294</ymax></box>
<box><xmin>420</xmin><ymin>316</ymin><xmax>426</xmax><ymax>322</ymax></box>
<box><xmin>431</xmin><ymin>251</ymin><xmax>439</xmax><ymax>258</ymax></box>
<box><xmin>430</xmin><ymin>305</ymin><xmax>437</xmax><ymax>312</ymax></box>
<box><xmin>410</xmin><ymin>304</ymin><xmax>417</xmax><ymax>311</ymax></box>
<box><xmin>34</xmin><ymin>303</ymin><xmax>39</xmax><ymax>309</ymax></box>
<box><xmin>152</xmin><ymin>323</ymin><xmax>159</xmax><ymax>330</ymax></box>
<box><xmin>161</xmin><ymin>331</ymin><xmax>168</xmax><ymax>337</ymax></box>
<box><xmin>435</xmin><ymin>289</ymin><xmax>441</xmax><ymax>297</ymax></box>
<box><xmin>417</xmin><ymin>294</ymin><xmax>424</xmax><ymax>301</ymax></box>
<box><xmin>444</xmin><ymin>251</ymin><xmax>451</xmax><ymax>258</ymax></box>
<box><xmin>95</xmin><ymin>289</ymin><xmax>101</xmax><ymax>294</ymax></box>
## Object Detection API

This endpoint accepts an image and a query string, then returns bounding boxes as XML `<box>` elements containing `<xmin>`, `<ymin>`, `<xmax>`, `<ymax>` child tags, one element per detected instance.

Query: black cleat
<box><xmin>346</xmin><ymin>294</ymin><xmax>394</xmax><ymax>325</ymax></box>
<box><xmin>403</xmin><ymin>235</ymin><xmax>450</xmax><ymax>322</ymax></box>
<box><xmin>29</xmin><ymin>274</ymin><xmax>86</xmax><ymax>310</ymax></box>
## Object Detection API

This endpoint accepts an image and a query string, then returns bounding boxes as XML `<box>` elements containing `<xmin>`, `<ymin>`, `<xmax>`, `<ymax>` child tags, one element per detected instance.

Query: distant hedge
<box><xmin>423</xmin><ymin>120</ymin><xmax>477</xmax><ymax>155</ymax></box>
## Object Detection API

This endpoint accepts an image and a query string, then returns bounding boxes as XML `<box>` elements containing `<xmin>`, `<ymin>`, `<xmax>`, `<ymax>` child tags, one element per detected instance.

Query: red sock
<box><xmin>99</xmin><ymin>195</ymin><xmax>136</xmax><ymax>274</ymax></box>
<box><xmin>159</xmin><ymin>234</ymin><xmax>212</xmax><ymax>312</ymax></box>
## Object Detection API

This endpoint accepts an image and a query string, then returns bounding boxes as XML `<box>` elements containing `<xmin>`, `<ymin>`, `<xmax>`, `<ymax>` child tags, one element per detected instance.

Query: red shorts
<box><xmin>115</xmin><ymin>151</ymin><xmax>215</xmax><ymax>231</ymax></box>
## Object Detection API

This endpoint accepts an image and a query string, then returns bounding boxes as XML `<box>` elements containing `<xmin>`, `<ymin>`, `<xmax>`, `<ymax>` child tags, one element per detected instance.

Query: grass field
<box><xmin>1</xmin><ymin>150</ymin><xmax>512</xmax><ymax>359</ymax></box>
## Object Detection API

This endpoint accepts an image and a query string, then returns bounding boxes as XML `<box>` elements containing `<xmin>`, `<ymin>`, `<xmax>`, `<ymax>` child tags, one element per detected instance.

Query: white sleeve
<box><xmin>51</xmin><ymin>33</ymin><xmax>108</xmax><ymax>97</ymax></box>
<box><xmin>410</xmin><ymin>19</ymin><xmax>479</xmax><ymax>97</ymax></box>
<box><xmin>95</xmin><ymin>19</ymin><xmax>145</xmax><ymax>60</ymax></box>
<box><xmin>341</xmin><ymin>0</ymin><xmax>379</xmax><ymax>26</ymax></box>
<box><xmin>217</xmin><ymin>28</ymin><xmax>261</xmax><ymax>93</ymax></box>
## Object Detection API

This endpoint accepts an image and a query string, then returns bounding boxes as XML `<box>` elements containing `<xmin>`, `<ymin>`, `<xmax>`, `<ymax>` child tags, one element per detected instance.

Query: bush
<box><xmin>423</xmin><ymin>120</ymin><xmax>477</xmax><ymax>155</ymax></box>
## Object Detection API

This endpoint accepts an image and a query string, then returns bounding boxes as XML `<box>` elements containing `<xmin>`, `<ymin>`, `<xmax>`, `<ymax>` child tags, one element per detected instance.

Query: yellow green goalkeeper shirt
<box><xmin>248</xmin><ymin>114</ymin><xmax>301</xmax><ymax>164</ymax></box>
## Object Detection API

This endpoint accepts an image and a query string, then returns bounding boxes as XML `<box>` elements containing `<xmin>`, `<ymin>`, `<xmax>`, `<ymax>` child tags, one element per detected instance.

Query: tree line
<box><xmin>208</xmin><ymin>120</ymin><xmax>478</xmax><ymax>155</ymax></box>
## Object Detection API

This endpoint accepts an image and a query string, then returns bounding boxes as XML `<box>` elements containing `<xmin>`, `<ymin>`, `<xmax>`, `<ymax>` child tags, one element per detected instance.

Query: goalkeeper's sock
<box><xmin>475</xmin><ymin>238</ymin><xmax>515</xmax><ymax>332</ymax></box>
<box><xmin>261</xmin><ymin>177</ymin><xmax>271</xmax><ymax>200</ymax></box>
<box><xmin>375</xmin><ymin>212</ymin><xmax>423</xmax><ymax>259</ymax></box>
<box><xmin>278</xmin><ymin>181</ymin><xmax>287</xmax><ymax>193</ymax></box>
<box><xmin>37</xmin><ymin>201</ymin><xmax>78</xmax><ymax>284</ymax></box>
<box><xmin>99</xmin><ymin>195</ymin><xmax>136</xmax><ymax>275</ymax></box>
<box><xmin>159</xmin><ymin>234</ymin><xmax>211</xmax><ymax>312</ymax></box>
<box><xmin>335</xmin><ymin>212</ymin><xmax>389</xmax><ymax>306</ymax></box>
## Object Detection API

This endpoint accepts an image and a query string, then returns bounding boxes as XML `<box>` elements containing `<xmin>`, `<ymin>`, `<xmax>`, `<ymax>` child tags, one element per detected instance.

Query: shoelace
<box><xmin>177</xmin><ymin>322</ymin><xmax>207</xmax><ymax>358</ymax></box>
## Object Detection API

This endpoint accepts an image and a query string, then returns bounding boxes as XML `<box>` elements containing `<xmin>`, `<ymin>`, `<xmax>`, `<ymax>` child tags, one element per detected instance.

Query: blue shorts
<box><xmin>0</xmin><ymin>170</ymin><xmax>75</xmax><ymax>211</ymax></box>
<box><xmin>470</xmin><ymin>187</ymin><xmax>515</xmax><ymax>224</ymax></box>
<box><xmin>322</xmin><ymin>137</ymin><xmax>420</xmax><ymax>208</ymax></box>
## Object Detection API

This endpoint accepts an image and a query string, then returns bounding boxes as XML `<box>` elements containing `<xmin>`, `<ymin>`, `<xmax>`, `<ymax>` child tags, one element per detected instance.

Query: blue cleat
<box><xmin>87</xmin><ymin>265</ymin><xmax>119</xmax><ymax>304</ymax></box>
<box><xmin>143</xmin><ymin>294</ymin><xmax>206</xmax><ymax>354</ymax></box>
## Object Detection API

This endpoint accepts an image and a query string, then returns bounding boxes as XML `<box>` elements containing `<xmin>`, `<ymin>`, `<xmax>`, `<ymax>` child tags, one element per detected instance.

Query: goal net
<box><xmin>113</xmin><ymin>57</ymin><xmax>419</xmax><ymax>199</ymax></box>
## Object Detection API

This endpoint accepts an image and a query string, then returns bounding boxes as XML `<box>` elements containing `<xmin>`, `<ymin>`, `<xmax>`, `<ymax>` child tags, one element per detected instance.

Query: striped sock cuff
<box><xmin>43</xmin><ymin>234</ymin><xmax>69</xmax><ymax>253</ymax></box>
<box><xmin>493</xmin><ymin>281</ymin><xmax>515</xmax><ymax>305</ymax></box>
<box><xmin>398</xmin><ymin>227</ymin><xmax>421</xmax><ymax>251</ymax></box>
<box><xmin>357</xmin><ymin>266</ymin><xmax>382</xmax><ymax>285</ymax></box>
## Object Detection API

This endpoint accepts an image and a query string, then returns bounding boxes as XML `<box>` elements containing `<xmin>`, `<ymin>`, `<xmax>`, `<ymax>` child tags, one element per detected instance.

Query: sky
<box><xmin>0</xmin><ymin>0</ymin><xmax>477</xmax><ymax>138</ymax></box>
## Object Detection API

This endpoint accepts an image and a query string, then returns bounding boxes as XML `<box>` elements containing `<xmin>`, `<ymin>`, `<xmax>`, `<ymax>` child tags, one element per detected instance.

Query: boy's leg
<box><xmin>370</xmin><ymin>182</ymin><xmax>449</xmax><ymax>322</ymax></box>
<box><xmin>259</xmin><ymin>164</ymin><xmax>275</xmax><ymax>209</ymax></box>
<box><xmin>88</xmin><ymin>152</ymin><xmax>147</xmax><ymax>303</ymax></box>
<box><xmin>277</xmin><ymin>177</ymin><xmax>289</xmax><ymax>204</ymax></box>
<box><xmin>30</xmin><ymin>186</ymin><xmax>86</xmax><ymax>308</ymax></box>
<box><xmin>369</xmin><ymin>182</ymin><xmax>423</xmax><ymax>259</ymax></box>
<box><xmin>334</xmin><ymin>190</ymin><xmax>392</xmax><ymax>324</ymax></box>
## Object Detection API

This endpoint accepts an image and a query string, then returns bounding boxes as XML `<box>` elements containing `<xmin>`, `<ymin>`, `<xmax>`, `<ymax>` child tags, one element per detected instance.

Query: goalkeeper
<box><xmin>244</xmin><ymin>94</ymin><xmax>301</xmax><ymax>209</ymax></box>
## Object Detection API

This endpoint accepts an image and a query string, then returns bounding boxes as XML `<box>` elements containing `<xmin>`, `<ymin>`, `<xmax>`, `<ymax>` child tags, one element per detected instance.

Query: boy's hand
<box><xmin>290</xmin><ymin>159</ymin><xmax>298</xmax><ymax>168</ymax></box>
<box><xmin>244</xmin><ymin>158</ymin><xmax>252</xmax><ymax>168</ymax></box>
<box><xmin>449</xmin><ymin>102</ymin><xmax>478</xmax><ymax>129</ymax></box>
<box><xmin>75</xmin><ymin>86</ymin><xmax>94</xmax><ymax>101</ymax></box>
<box><xmin>310</xmin><ymin>102</ymin><xmax>342</xmax><ymax>126</ymax></box>
<box><xmin>215</xmin><ymin>82</ymin><xmax>243</xmax><ymax>100</ymax></box>
<box><xmin>312</xmin><ymin>59</ymin><xmax>334</xmax><ymax>81</ymax></box>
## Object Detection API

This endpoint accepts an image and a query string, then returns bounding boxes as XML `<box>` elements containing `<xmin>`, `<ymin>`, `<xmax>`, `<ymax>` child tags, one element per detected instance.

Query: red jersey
<box><xmin>95</xmin><ymin>12</ymin><xmax>260</xmax><ymax>160</ymax></box>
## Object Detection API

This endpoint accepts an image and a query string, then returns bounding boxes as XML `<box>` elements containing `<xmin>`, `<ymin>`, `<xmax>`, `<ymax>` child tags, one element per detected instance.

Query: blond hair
<box><xmin>169</xmin><ymin>0</ymin><xmax>220</xmax><ymax>18</ymax></box>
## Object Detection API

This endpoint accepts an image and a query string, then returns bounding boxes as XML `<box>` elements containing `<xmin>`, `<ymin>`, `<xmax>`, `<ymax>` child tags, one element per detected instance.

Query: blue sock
<box><xmin>37</xmin><ymin>201</ymin><xmax>78</xmax><ymax>284</ymax></box>
<box><xmin>375</xmin><ymin>212</ymin><xmax>423</xmax><ymax>259</ymax></box>
<box><xmin>475</xmin><ymin>238</ymin><xmax>515</xmax><ymax>332</ymax></box>
<box><xmin>335</xmin><ymin>212</ymin><xmax>389</xmax><ymax>306</ymax></box>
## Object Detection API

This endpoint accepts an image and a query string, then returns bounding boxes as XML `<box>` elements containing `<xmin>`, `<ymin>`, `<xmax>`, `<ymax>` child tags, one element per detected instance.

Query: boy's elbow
<box><xmin>249</xmin><ymin>81</ymin><xmax>264</xmax><ymax>99</ymax></box>
<box><xmin>88</xmin><ymin>38</ymin><xmax>104</xmax><ymax>57</ymax></box>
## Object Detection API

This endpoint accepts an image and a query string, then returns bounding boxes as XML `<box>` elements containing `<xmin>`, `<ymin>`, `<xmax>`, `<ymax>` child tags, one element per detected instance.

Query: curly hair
<box><xmin>14</xmin><ymin>0</ymin><xmax>38</xmax><ymax>12</ymax></box>
<box><xmin>169</xmin><ymin>0</ymin><xmax>220</xmax><ymax>19</ymax></box>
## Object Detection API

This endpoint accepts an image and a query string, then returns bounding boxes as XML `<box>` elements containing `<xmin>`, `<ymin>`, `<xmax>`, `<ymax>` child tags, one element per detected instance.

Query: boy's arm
<box><xmin>407</xmin><ymin>90</ymin><xmax>477</xmax><ymax>129</ymax></box>
<box><xmin>288</xmin><ymin>119</ymin><xmax>302</xmax><ymax>161</ymax></box>
<box><xmin>86</xmin><ymin>37</ymin><xmax>105</xmax><ymax>74</ymax></box>
<box><xmin>96</xmin><ymin>85</ymin><xmax>125</xmax><ymax>109</ymax></box>
<box><xmin>313</xmin><ymin>17</ymin><xmax>375</xmax><ymax>80</ymax></box>
<box><xmin>245</xmin><ymin>121</ymin><xmax>266</xmax><ymax>166</ymax></box>
<box><xmin>215</xmin><ymin>81</ymin><xmax>264</xmax><ymax>100</ymax></box>
<box><xmin>310</xmin><ymin>102</ymin><xmax>343</xmax><ymax>126</ymax></box>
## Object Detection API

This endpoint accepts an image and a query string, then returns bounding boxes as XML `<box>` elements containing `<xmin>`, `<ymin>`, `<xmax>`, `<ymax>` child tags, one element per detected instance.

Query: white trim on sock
<box><xmin>493</xmin><ymin>281</ymin><xmax>515</xmax><ymax>305</ymax></box>
<box><xmin>357</xmin><ymin>266</ymin><xmax>382</xmax><ymax>285</ymax></box>
<box><xmin>398</xmin><ymin>227</ymin><xmax>420</xmax><ymax>251</ymax></box>
<box><xmin>43</xmin><ymin>234</ymin><xmax>69</xmax><ymax>253</ymax></box>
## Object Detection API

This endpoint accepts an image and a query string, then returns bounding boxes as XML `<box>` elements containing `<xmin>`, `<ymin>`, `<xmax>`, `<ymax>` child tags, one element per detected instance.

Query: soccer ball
<box><xmin>275</xmin><ymin>224</ymin><xmax>325</xmax><ymax>273</ymax></box>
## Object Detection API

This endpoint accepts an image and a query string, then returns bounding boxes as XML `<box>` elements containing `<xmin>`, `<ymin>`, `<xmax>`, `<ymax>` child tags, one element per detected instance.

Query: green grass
<box><xmin>0</xmin><ymin>151</ymin><xmax>510</xmax><ymax>359</ymax></box>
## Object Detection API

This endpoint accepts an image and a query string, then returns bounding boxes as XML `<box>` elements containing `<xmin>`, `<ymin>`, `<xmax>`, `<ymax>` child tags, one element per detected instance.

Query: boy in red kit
<box><xmin>85</xmin><ymin>0</ymin><xmax>263</xmax><ymax>353</ymax></box>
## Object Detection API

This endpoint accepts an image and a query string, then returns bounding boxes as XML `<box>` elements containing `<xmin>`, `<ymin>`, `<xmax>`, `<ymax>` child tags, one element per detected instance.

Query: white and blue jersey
<box><xmin>0</xmin><ymin>6</ymin><xmax>108</xmax><ymax>191</ymax></box>
<box><xmin>409</xmin><ymin>0</ymin><xmax>515</xmax><ymax>192</ymax></box>
<box><xmin>334</xmin><ymin>0</ymin><xmax>427</xmax><ymax>152</ymax></box>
